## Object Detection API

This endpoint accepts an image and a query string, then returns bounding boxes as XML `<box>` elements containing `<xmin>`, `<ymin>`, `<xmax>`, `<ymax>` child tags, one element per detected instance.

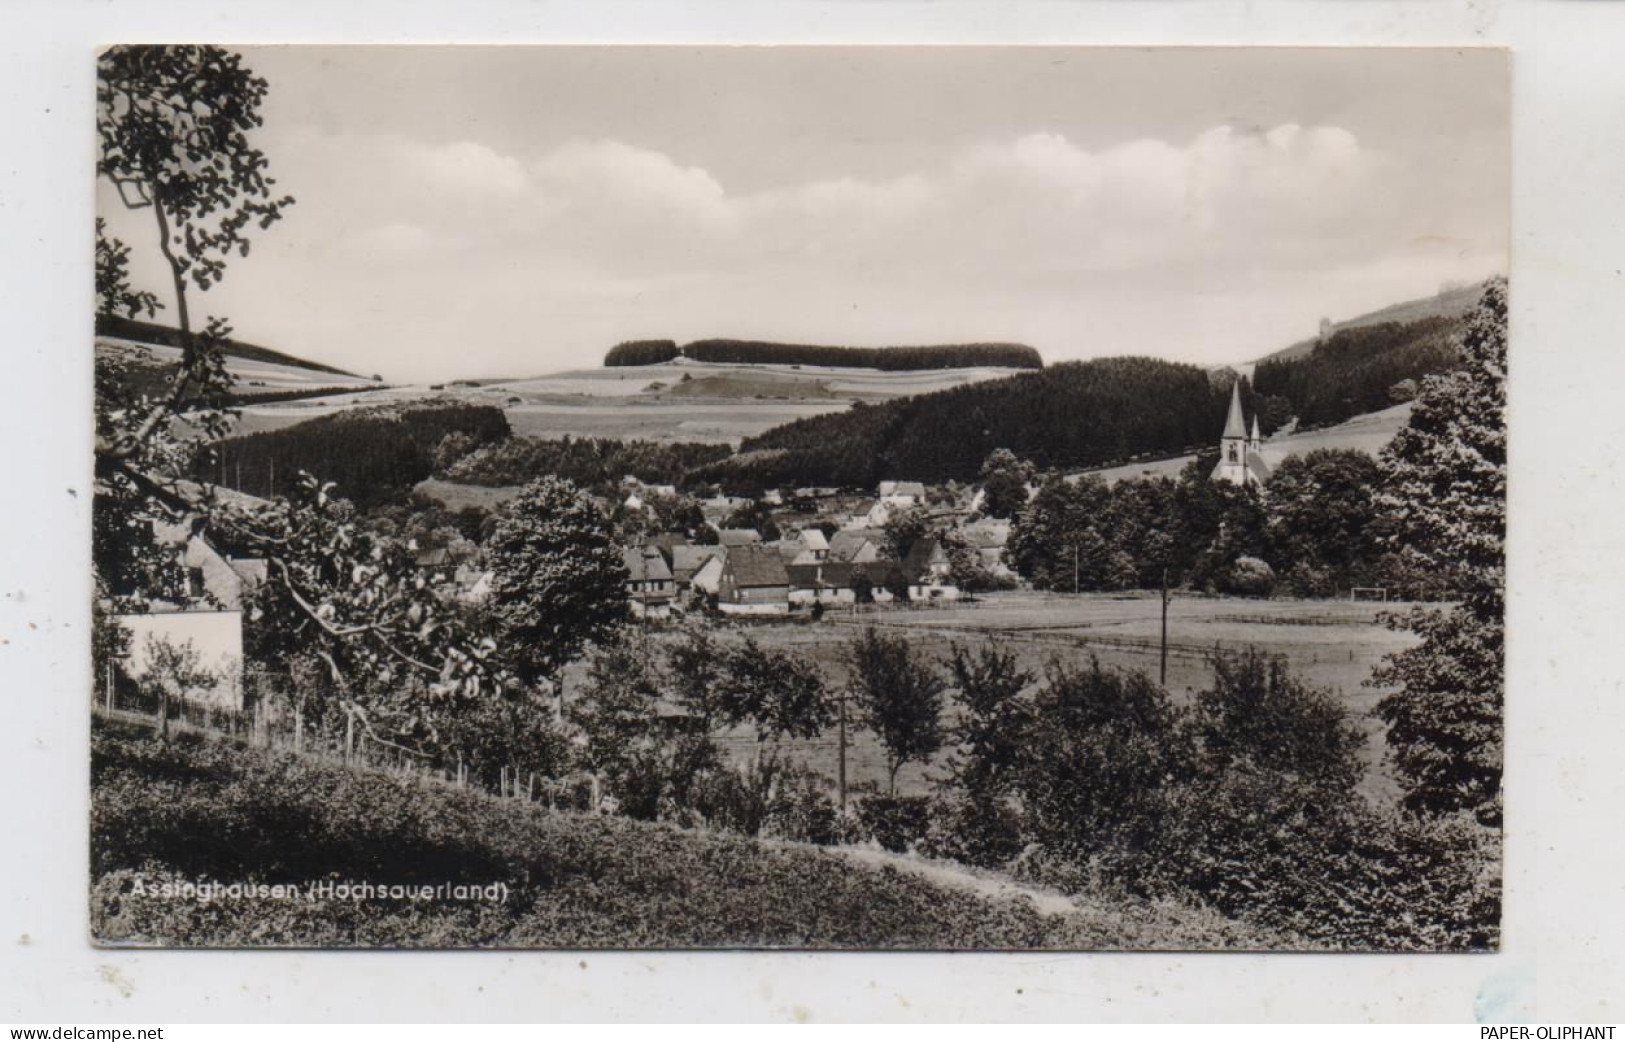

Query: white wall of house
<box><xmin>718</xmin><ymin>600</ymin><xmax>790</xmax><ymax>616</ymax></box>
<box><xmin>117</xmin><ymin>609</ymin><xmax>245</xmax><ymax>710</ymax></box>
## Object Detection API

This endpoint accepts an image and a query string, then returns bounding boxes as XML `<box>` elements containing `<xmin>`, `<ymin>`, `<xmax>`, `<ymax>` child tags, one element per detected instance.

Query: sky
<box><xmin>97</xmin><ymin>46</ymin><xmax>1510</xmax><ymax>384</ymax></box>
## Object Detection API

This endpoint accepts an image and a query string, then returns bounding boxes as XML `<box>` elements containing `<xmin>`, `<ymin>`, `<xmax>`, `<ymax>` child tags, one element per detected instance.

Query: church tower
<box><xmin>1210</xmin><ymin>382</ymin><xmax>1270</xmax><ymax>487</ymax></box>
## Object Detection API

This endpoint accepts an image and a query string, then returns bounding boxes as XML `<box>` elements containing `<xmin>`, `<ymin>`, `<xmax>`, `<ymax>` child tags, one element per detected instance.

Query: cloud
<box><xmin>158</xmin><ymin>121</ymin><xmax>1501</xmax><ymax>381</ymax></box>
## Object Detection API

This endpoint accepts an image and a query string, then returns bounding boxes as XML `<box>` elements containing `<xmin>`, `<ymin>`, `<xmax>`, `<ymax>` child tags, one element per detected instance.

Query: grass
<box><xmin>89</xmin><ymin>720</ymin><xmax>1289</xmax><ymax>950</ymax></box>
<box><xmin>602</xmin><ymin>591</ymin><xmax>1416</xmax><ymax>805</ymax></box>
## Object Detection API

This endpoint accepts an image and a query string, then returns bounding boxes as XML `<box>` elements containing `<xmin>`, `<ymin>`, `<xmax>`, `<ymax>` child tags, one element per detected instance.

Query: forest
<box><xmin>695</xmin><ymin>357</ymin><xmax>1248</xmax><ymax>488</ymax></box>
<box><xmin>96</xmin><ymin>313</ymin><xmax>366</xmax><ymax>378</ymax></box>
<box><xmin>198</xmin><ymin>404</ymin><xmax>511</xmax><ymax>509</ymax></box>
<box><xmin>439</xmin><ymin>434</ymin><xmax>733</xmax><ymax>494</ymax></box>
<box><xmin>1252</xmin><ymin>316</ymin><xmax>1462</xmax><ymax>429</ymax></box>
<box><xmin>605</xmin><ymin>338</ymin><xmax>1044</xmax><ymax>371</ymax></box>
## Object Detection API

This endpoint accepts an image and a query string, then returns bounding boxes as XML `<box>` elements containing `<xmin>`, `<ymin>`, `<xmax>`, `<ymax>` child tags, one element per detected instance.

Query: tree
<box><xmin>845</xmin><ymin>628</ymin><xmax>946</xmax><ymax>794</ymax></box>
<box><xmin>483</xmin><ymin>477</ymin><xmax>629</xmax><ymax>688</ymax></box>
<box><xmin>1372</xmin><ymin>278</ymin><xmax>1507</xmax><ymax>827</ymax></box>
<box><xmin>1193</xmin><ymin>649</ymin><xmax>1365</xmax><ymax>797</ymax></box>
<box><xmin>95</xmin><ymin>46</ymin><xmax>499</xmax><ymax>741</ymax></box>
<box><xmin>944</xmin><ymin>642</ymin><xmax>1033</xmax><ymax>799</ymax></box>
<box><xmin>1264</xmin><ymin>448</ymin><xmax>1381</xmax><ymax>584</ymax></box>
<box><xmin>139</xmin><ymin>634</ymin><xmax>217</xmax><ymax>740</ymax></box>
<box><xmin>716</xmin><ymin>637</ymin><xmax>836</xmax><ymax>754</ymax></box>
<box><xmin>1011</xmin><ymin>657</ymin><xmax>1194</xmax><ymax>865</ymax></box>
<box><xmin>978</xmin><ymin>448</ymin><xmax>1034</xmax><ymax>520</ymax></box>
<box><xmin>879</xmin><ymin>504</ymin><xmax>931</xmax><ymax>563</ymax></box>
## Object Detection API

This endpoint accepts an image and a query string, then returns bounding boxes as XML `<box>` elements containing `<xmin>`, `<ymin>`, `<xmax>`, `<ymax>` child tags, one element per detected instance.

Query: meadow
<box><xmin>578</xmin><ymin>591</ymin><xmax>1419</xmax><ymax>807</ymax></box>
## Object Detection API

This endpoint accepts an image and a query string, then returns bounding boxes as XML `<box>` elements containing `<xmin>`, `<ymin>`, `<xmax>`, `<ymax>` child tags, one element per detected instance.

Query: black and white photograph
<box><xmin>89</xmin><ymin>44</ymin><xmax>1508</xmax><ymax>952</ymax></box>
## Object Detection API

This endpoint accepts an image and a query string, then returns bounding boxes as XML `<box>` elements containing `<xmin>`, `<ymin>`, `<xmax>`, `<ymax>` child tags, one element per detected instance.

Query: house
<box><xmin>112</xmin><ymin>520</ymin><xmax>263</xmax><ymax>711</ymax></box>
<box><xmin>624</xmin><ymin>545</ymin><xmax>676</xmax><ymax>618</ymax></box>
<box><xmin>670</xmin><ymin>545</ymin><xmax>724</xmax><ymax>596</ymax></box>
<box><xmin>841</xmin><ymin>499</ymin><xmax>880</xmax><ymax>530</ymax></box>
<box><xmin>902</xmin><ymin>538</ymin><xmax>961</xmax><ymax>603</ymax></box>
<box><xmin>718</xmin><ymin>528</ymin><xmax>763</xmax><ymax>549</ymax></box>
<box><xmin>878</xmin><ymin>480</ymin><xmax>926</xmax><ymax>504</ymax></box>
<box><xmin>717</xmin><ymin>545</ymin><xmax>791</xmax><ymax>615</ymax></box>
<box><xmin>776</xmin><ymin>527</ymin><xmax>830</xmax><ymax>565</ymax></box>
<box><xmin>1210</xmin><ymin>382</ymin><xmax>1272</xmax><ymax>487</ymax></box>
<box><xmin>787</xmin><ymin>561</ymin><xmax>857</xmax><ymax>606</ymax></box>
<box><xmin>828</xmin><ymin>530</ymin><xmax>883</xmax><ymax>564</ymax></box>
<box><xmin>958</xmin><ymin>520</ymin><xmax>1014</xmax><ymax>574</ymax></box>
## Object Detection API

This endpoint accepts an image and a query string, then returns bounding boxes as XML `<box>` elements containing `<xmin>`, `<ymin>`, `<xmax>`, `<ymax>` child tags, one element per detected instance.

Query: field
<box><xmin>579</xmin><ymin>591</ymin><xmax>1419</xmax><ymax>807</ymax></box>
<box><xmin>1078</xmin><ymin>401</ymin><xmax>1416</xmax><ymax>484</ymax></box>
<box><xmin>211</xmin><ymin>359</ymin><xmax>1024</xmax><ymax>444</ymax></box>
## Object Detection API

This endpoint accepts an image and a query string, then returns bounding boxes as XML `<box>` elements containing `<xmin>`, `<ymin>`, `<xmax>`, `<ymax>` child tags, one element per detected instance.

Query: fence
<box><xmin>91</xmin><ymin>678</ymin><xmax>600</xmax><ymax>811</ymax></box>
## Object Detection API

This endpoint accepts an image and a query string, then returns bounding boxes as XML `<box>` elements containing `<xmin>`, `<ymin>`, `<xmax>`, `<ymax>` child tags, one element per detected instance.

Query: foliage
<box><xmin>91</xmin><ymin>721</ymin><xmax>1283</xmax><ymax>949</ymax></box>
<box><xmin>854</xmin><ymin>795</ymin><xmax>934</xmax><ymax>854</ymax></box>
<box><xmin>1262</xmin><ymin>448</ymin><xmax>1382</xmax><ymax>584</ymax></box>
<box><xmin>1217</xmin><ymin>556</ymin><xmax>1276</xmax><ymax>598</ymax></box>
<box><xmin>96</xmin><ymin>313</ymin><xmax>364</xmax><ymax>379</ymax></box>
<box><xmin>619</xmin><ymin>339</ymin><xmax>1045</xmax><ymax>372</ymax></box>
<box><xmin>483</xmin><ymin>477</ymin><xmax>628</xmax><ymax>688</ymax></box>
<box><xmin>1010</xmin><ymin>657</ymin><xmax>1194</xmax><ymax>870</ymax></box>
<box><xmin>603</xmin><ymin>339</ymin><xmax>680</xmax><ymax>366</ymax></box>
<box><xmin>714</xmin><ymin>636</ymin><xmax>836</xmax><ymax>747</ymax></box>
<box><xmin>138</xmin><ymin>634</ymin><xmax>218</xmax><ymax>740</ymax></box>
<box><xmin>442</xmin><ymin>434</ymin><xmax>729</xmax><ymax>493</ymax></box>
<box><xmin>709</xmin><ymin>356</ymin><xmax>1236</xmax><ymax>488</ymax></box>
<box><xmin>204</xmin><ymin>404</ymin><xmax>511</xmax><ymax>507</ymax></box>
<box><xmin>844</xmin><ymin>628</ymin><xmax>946</xmax><ymax>794</ymax></box>
<box><xmin>978</xmin><ymin>448</ymin><xmax>1035</xmax><ymax>520</ymax></box>
<box><xmin>1372</xmin><ymin>278</ymin><xmax>1506</xmax><ymax>826</ymax></box>
<box><xmin>1193</xmin><ymin>649</ymin><xmax>1366</xmax><ymax>797</ymax></box>
<box><xmin>1253</xmin><ymin>316</ymin><xmax>1463</xmax><ymax>429</ymax></box>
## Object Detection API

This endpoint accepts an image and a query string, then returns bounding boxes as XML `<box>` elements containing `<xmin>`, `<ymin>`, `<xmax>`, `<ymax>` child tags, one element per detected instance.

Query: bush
<box><xmin>1219</xmin><ymin>556</ymin><xmax>1276</xmax><ymax>598</ymax></box>
<box><xmin>918</xmin><ymin>793</ymin><xmax>1024</xmax><ymax>869</ymax></box>
<box><xmin>855</xmin><ymin>795</ymin><xmax>933</xmax><ymax>853</ymax></box>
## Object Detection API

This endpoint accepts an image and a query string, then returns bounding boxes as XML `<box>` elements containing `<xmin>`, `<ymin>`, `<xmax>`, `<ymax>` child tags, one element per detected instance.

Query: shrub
<box><xmin>855</xmin><ymin>795</ymin><xmax>933</xmax><ymax>853</ymax></box>
<box><xmin>918</xmin><ymin>793</ymin><xmax>1024</xmax><ymax>869</ymax></box>
<box><xmin>1219</xmin><ymin>556</ymin><xmax>1276</xmax><ymax>598</ymax></box>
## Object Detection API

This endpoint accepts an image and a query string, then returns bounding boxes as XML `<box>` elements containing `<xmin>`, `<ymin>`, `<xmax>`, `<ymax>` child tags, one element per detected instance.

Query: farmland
<box><xmin>576</xmin><ymin>591</ymin><xmax>1419</xmax><ymax>808</ymax></box>
<box><xmin>208</xmin><ymin>359</ymin><xmax>1026</xmax><ymax>444</ymax></box>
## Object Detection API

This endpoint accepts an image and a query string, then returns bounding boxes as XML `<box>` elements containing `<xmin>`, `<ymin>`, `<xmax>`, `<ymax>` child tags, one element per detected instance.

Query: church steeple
<box><xmin>1211</xmin><ymin>380</ymin><xmax>1270</xmax><ymax>487</ymax></box>
<box><xmin>1222</xmin><ymin>381</ymin><xmax>1247</xmax><ymax>440</ymax></box>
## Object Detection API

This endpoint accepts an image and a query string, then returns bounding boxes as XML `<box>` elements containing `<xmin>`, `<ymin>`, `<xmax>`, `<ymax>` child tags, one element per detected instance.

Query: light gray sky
<box><xmin>98</xmin><ymin>46</ymin><xmax>1509</xmax><ymax>383</ymax></box>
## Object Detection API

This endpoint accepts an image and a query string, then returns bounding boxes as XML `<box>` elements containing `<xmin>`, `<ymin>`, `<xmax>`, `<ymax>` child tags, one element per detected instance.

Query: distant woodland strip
<box><xmin>604</xmin><ymin>338</ymin><xmax>1044</xmax><ymax>371</ymax></box>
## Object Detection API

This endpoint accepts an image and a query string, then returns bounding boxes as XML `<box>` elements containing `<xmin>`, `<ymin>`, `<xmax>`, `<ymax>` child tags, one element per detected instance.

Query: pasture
<box><xmin>594</xmin><ymin>592</ymin><xmax>1420</xmax><ymax>807</ymax></box>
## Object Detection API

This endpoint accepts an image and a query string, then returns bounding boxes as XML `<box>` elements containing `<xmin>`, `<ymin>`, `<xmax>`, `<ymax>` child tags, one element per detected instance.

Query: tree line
<box><xmin>605</xmin><ymin>338</ymin><xmax>1044</xmax><ymax>371</ymax></box>
<box><xmin>196</xmin><ymin>404</ymin><xmax>511</xmax><ymax>509</ymax></box>
<box><xmin>1002</xmin><ymin>447</ymin><xmax>1449</xmax><ymax>599</ymax></box>
<box><xmin>437</xmin><ymin>433</ymin><xmax>732</xmax><ymax>495</ymax></box>
<box><xmin>1252</xmin><ymin>316</ymin><xmax>1462</xmax><ymax>429</ymax></box>
<box><xmin>699</xmin><ymin>357</ymin><xmax>1241</xmax><ymax>488</ymax></box>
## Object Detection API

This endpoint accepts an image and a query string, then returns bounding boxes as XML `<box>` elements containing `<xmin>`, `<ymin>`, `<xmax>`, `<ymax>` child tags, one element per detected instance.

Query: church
<box><xmin>1210</xmin><ymin>381</ymin><xmax>1271</xmax><ymax>487</ymax></box>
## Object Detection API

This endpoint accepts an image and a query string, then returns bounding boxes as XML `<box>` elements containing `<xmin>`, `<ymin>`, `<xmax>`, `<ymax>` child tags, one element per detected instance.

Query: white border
<box><xmin>4</xmin><ymin>0</ymin><xmax>1622</xmax><ymax>1024</ymax></box>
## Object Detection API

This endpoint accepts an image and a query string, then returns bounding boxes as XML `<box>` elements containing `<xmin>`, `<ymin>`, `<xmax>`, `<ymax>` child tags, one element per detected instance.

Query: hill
<box><xmin>1254</xmin><ymin>281</ymin><xmax>1488</xmax><ymax>366</ymax></box>
<box><xmin>1078</xmin><ymin>401</ymin><xmax>1416</xmax><ymax>484</ymax></box>
<box><xmin>697</xmin><ymin>356</ymin><xmax>1235</xmax><ymax>489</ymax></box>
<box><xmin>606</xmin><ymin>338</ymin><xmax>1044</xmax><ymax>371</ymax></box>
<box><xmin>90</xmin><ymin>719</ymin><xmax>1284</xmax><ymax>949</ymax></box>
<box><xmin>96</xmin><ymin>314</ymin><xmax>370</xmax><ymax>380</ymax></box>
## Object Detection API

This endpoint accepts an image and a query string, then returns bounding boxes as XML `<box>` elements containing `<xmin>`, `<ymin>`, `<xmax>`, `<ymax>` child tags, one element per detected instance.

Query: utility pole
<box><xmin>837</xmin><ymin>685</ymin><xmax>848</xmax><ymax>813</ymax></box>
<box><xmin>1160</xmin><ymin>566</ymin><xmax>1170</xmax><ymax>686</ymax></box>
<box><xmin>1073</xmin><ymin>545</ymin><xmax>1079</xmax><ymax>595</ymax></box>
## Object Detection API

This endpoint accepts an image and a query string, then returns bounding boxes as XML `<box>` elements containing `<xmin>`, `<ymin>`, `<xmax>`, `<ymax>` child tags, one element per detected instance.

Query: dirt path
<box><xmin>825</xmin><ymin>844</ymin><xmax>1082</xmax><ymax>918</ymax></box>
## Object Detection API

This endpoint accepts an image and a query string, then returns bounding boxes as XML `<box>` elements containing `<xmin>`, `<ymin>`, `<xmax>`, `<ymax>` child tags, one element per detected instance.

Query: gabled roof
<box><xmin>718</xmin><ymin>528</ymin><xmax>762</xmax><ymax>547</ymax></box>
<box><xmin>670</xmin><ymin>545</ymin><xmax>720</xmax><ymax>578</ymax></box>
<box><xmin>723</xmin><ymin>545</ymin><xmax>790</xmax><ymax>588</ymax></box>
<box><xmin>786</xmin><ymin>561</ymin><xmax>857</xmax><ymax>590</ymax></box>
<box><xmin>1222</xmin><ymin>381</ymin><xmax>1248</xmax><ymax>440</ymax></box>
<box><xmin>624</xmin><ymin>545</ymin><xmax>673</xmax><ymax>583</ymax></box>
<box><xmin>901</xmin><ymin>538</ymin><xmax>949</xmax><ymax>581</ymax></box>
<box><xmin>879</xmin><ymin>480</ymin><xmax>926</xmax><ymax>498</ymax></box>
